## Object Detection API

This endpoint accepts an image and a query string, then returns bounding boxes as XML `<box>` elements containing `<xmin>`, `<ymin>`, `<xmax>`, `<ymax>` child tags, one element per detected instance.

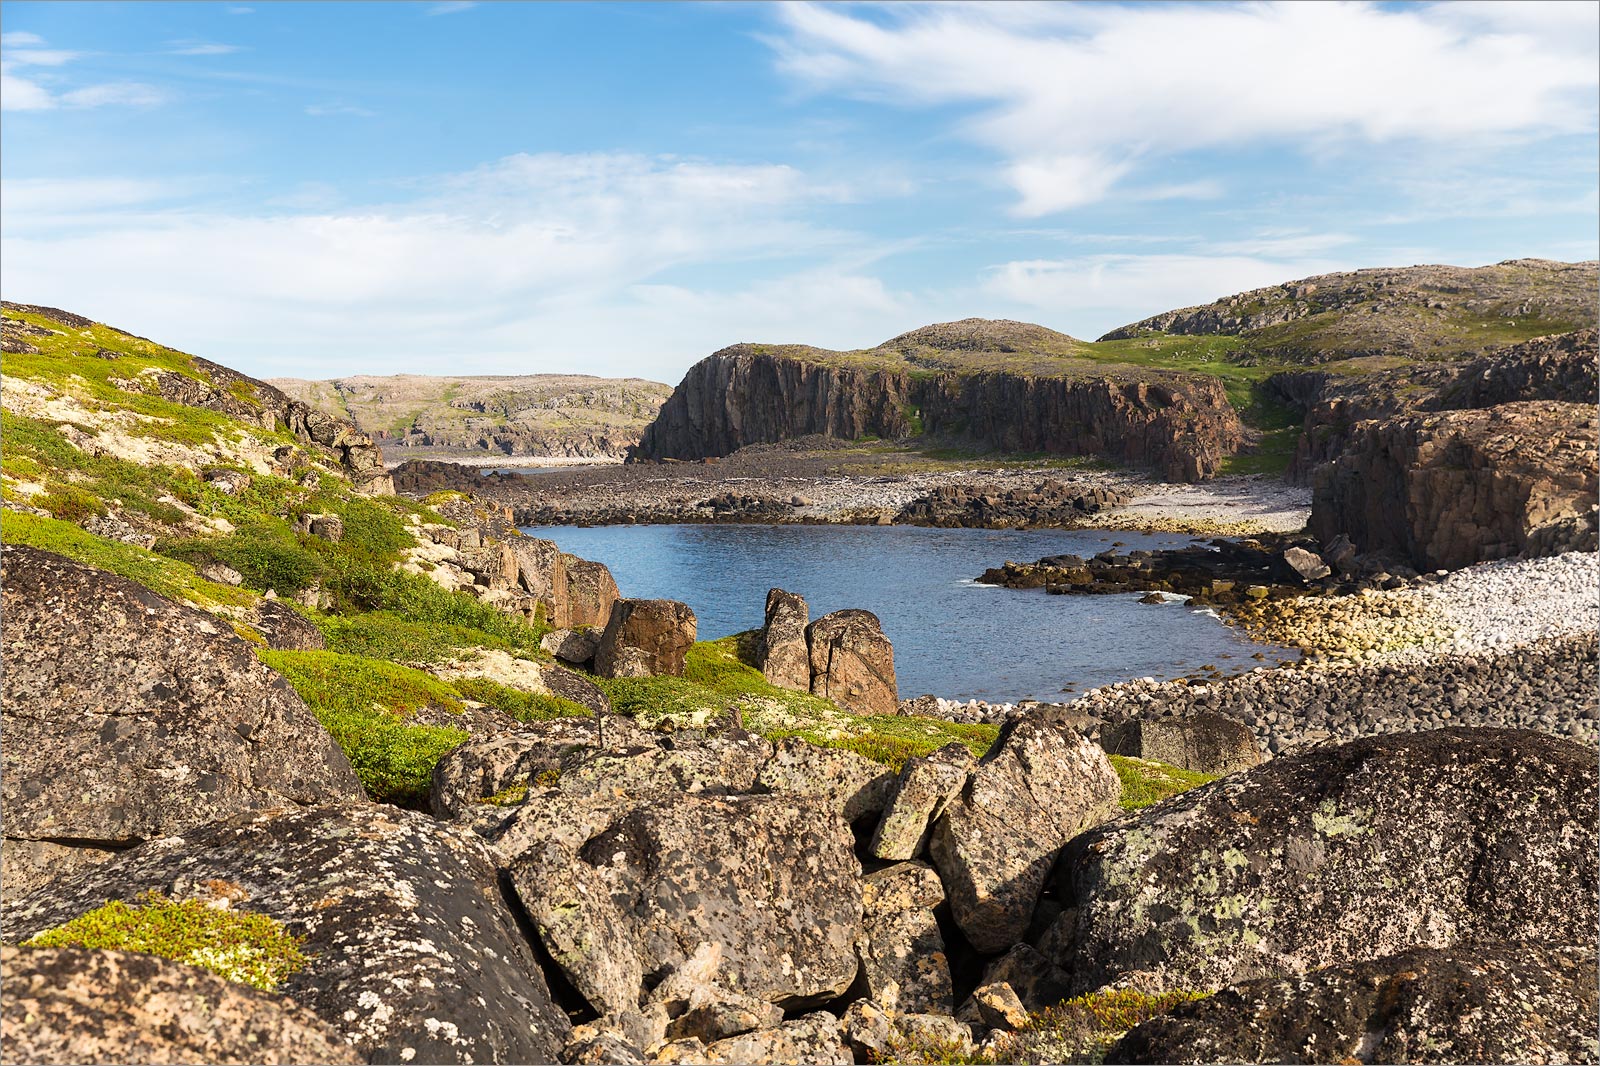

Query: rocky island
<box><xmin>2</xmin><ymin>260</ymin><xmax>1596</xmax><ymax>1066</ymax></box>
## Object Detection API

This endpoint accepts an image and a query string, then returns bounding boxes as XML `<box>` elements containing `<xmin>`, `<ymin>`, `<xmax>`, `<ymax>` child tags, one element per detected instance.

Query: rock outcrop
<box><xmin>930</xmin><ymin>712</ymin><xmax>1122</xmax><ymax>953</ymax></box>
<box><xmin>0</xmin><ymin>947</ymin><xmax>363</xmax><ymax>1066</ymax></box>
<box><xmin>635</xmin><ymin>323</ymin><xmax>1246</xmax><ymax>481</ymax></box>
<box><xmin>1042</xmin><ymin>728</ymin><xmax>1598</xmax><ymax>995</ymax></box>
<box><xmin>0</xmin><ymin>546</ymin><xmax>363</xmax><ymax>897</ymax></box>
<box><xmin>1107</xmin><ymin>943</ymin><xmax>1600</xmax><ymax>1065</ymax></box>
<box><xmin>1308</xmin><ymin>401</ymin><xmax>1598</xmax><ymax>570</ymax></box>
<box><xmin>758</xmin><ymin>588</ymin><xmax>811</xmax><ymax>691</ymax></box>
<box><xmin>807</xmin><ymin>609</ymin><xmax>898</xmax><ymax>715</ymax></box>
<box><xmin>594</xmin><ymin>598</ymin><xmax>698</xmax><ymax>677</ymax></box>
<box><xmin>4</xmin><ymin>803</ymin><xmax>571</xmax><ymax>1065</ymax></box>
<box><xmin>1098</xmin><ymin>714</ymin><xmax>1261</xmax><ymax>775</ymax></box>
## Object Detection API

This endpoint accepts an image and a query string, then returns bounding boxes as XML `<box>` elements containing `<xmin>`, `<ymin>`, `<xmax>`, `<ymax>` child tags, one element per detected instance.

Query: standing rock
<box><xmin>807</xmin><ymin>609</ymin><xmax>898</xmax><ymax>716</ymax></box>
<box><xmin>1043</xmin><ymin>728</ymin><xmax>1599</xmax><ymax>996</ymax></box>
<box><xmin>758</xmin><ymin>588</ymin><xmax>811</xmax><ymax>691</ymax></box>
<box><xmin>869</xmin><ymin>742</ymin><xmax>976</xmax><ymax>861</ymax></box>
<box><xmin>4</xmin><ymin>804</ymin><xmax>571</xmax><ymax>1065</ymax></box>
<box><xmin>564</xmin><ymin>556</ymin><xmax>621</xmax><ymax>629</ymax></box>
<box><xmin>929</xmin><ymin>713</ymin><xmax>1122</xmax><ymax>954</ymax></box>
<box><xmin>1106</xmin><ymin>943</ymin><xmax>1600</xmax><ymax>1066</ymax></box>
<box><xmin>1098</xmin><ymin>714</ymin><xmax>1261</xmax><ymax>775</ymax></box>
<box><xmin>0</xmin><ymin>947</ymin><xmax>363</xmax><ymax>1066</ymax></box>
<box><xmin>0</xmin><ymin>546</ymin><xmax>363</xmax><ymax>897</ymax></box>
<box><xmin>502</xmin><ymin>535</ymin><xmax>569</xmax><ymax>621</ymax></box>
<box><xmin>595</xmin><ymin>598</ymin><xmax>698</xmax><ymax>678</ymax></box>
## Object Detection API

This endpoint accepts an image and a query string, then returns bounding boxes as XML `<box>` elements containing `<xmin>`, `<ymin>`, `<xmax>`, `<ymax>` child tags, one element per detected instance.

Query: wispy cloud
<box><xmin>228</xmin><ymin>6</ymin><xmax>255</xmax><ymax>14</ymax></box>
<box><xmin>770</xmin><ymin>0</ymin><xmax>1600</xmax><ymax>215</ymax></box>
<box><xmin>304</xmin><ymin>103</ymin><xmax>376</xmax><ymax>118</ymax></box>
<box><xmin>168</xmin><ymin>41</ymin><xmax>243</xmax><ymax>56</ymax></box>
<box><xmin>0</xmin><ymin>31</ymin><xmax>45</xmax><ymax>47</ymax></box>
<box><xmin>425</xmin><ymin>1</ymin><xmax>478</xmax><ymax>15</ymax></box>
<box><xmin>0</xmin><ymin>33</ymin><xmax>166</xmax><ymax>112</ymax></box>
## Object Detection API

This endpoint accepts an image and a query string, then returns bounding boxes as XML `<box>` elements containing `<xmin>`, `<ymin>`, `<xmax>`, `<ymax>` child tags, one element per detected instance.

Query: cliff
<box><xmin>270</xmin><ymin>373</ymin><xmax>672</xmax><ymax>461</ymax></box>
<box><xmin>636</xmin><ymin>321</ymin><xmax>1245</xmax><ymax>482</ymax></box>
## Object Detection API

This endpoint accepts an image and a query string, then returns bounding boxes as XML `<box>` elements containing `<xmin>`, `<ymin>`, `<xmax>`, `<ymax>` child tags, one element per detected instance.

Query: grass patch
<box><xmin>22</xmin><ymin>891</ymin><xmax>306</xmax><ymax>992</ymax></box>
<box><xmin>1109</xmin><ymin>755</ymin><xmax>1218</xmax><ymax>810</ymax></box>
<box><xmin>452</xmin><ymin>676</ymin><xmax>591</xmax><ymax>722</ymax></box>
<box><xmin>318</xmin><ymin>610</ymin><xmax>515</xmax><ymax>664</ymax></box>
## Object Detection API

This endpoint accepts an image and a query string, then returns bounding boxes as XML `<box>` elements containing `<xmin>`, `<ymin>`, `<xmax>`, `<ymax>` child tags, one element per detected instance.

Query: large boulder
<box><xmin>1106</xmin><ymin>943</ymin><xmax>1600</xmax><ymax>1065</ymax></box>
<box><xmin>758</xmin><ymin>588</ymin><xmax>811</xmax><ymax>691</ymax></box>
<box><xmin>857</xmin><ymin>862</ymin><xmax>954</xmax><ymax>1015</ymax></box>
<box><xmin>3</xmin><ymin>804</ymin><xmax>571</xmax><ymax>1065</ymax></box>
<box><xmin>930</xmin><ymin>713</ymin><xmax>1121</xmax><ymax>953</ymax></box>
<box><xmin>507</xmin><ymin>793</ymin><xmax>862</xmax><ymax>1014</ymax></box>
<box><xmin>0</xmin><ymin>546</ymin><xmax>363</xmax><ymax>898</ymax></box>
<box><xmin>1097</xmin><ymin>714</ymin><xmax>1261</xmax><ymax>775</ymax></box>
<box><xmin>0</xmin><ymin>947</ymin><xmax>362</xmax><ymax>1066</ymax></box>
<box><xmin>755</xmin><ymin>735</ymin><xmax>896</xmax><ymax>823</ymax></box>
<box><xmin>595</xmin><ymin>598</ymin><xmax>697</xmax><ymax>678</ymax></box>
<box><xmin>502</xmin><ymin>535</ymin><xmax>568</xmax><ymax>621</ymax></box>
<box><xmin>1043</xmin><ymin>728</ymin><xmax>1598</xmax><ymax>995</ymax></box>
<box><xmin>869</xmin><ymin>742</ymin><xmax>976</xmax><ymax>861</ymax></box>
<box><xmin>1309</xmin><ymin>401</ymin><xmax>1599</xmax><ymax>569</ymax></box>
<box><xmin>564</xmin><ymin>556</ymin><xmax>621</xmax><ymax>629</ymax></box>
<box><xmin>807</xmin><ymin>609</ymin><xmax>898</xmax><ymax>715</ymax></box>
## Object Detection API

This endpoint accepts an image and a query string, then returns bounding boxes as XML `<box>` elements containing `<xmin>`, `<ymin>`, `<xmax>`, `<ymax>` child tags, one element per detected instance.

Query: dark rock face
<box><xmin>1106</xmin><ymin>943</ymin><xmax>1600</xmax><ymax>1065</ymax></box>
<box><xmin>635</xmin><ymin>344</ymin><xmax>1244</xmax><ymax>482</ymax></box>
<box><xmin>930</xmin><ymin>713</ymin><xmax>1122</xmax><ymax>954</ymax></box>
<box><xmin>1043</xmin><ymin>729</ymin><xmax>1599</xmax><ymax>995</ymax></box>
<box><xmin>1308</xmin><ymin>401</ymin><xmax>1598</xmax><ymax>569</ymax></box>
<box><xmin>759</xmin><ymin>588</ymin><xmax>811</xmax><ymax>691</ymax></box>
<box><xmin>564</xmin><ymin>556</ymin><xmax>621</xmax><ymax>629</ymax></box>
<box><xmin>0</xmin><ymin>947</ymin><xmax>363</xmax><ymax>1066</ymax></box>
<box><xmin>0</xmin><ymin>546</ymin><xmax>363</xmax><ymax>897</ymax></box>
<box><xmin>896</xmin><ymin>481</ymin><xmax>1129</xmax><ymax>528</ymax></box>
<box><xmin>807</xmin><ymin>609</ymin><xmax>898</xmax><ymax>716</ymax></box>
<box><xmin>594</xmin><ymin>598</ymin><xmax>698</xmax><ymax>678</ymax></box>
<box><xmin>250</xmin><ymin>599</ymin><xmax>328</xmax><ymax>651</ymax></box>
<box><xmin>4</xmin><ymin>804</ymin><xmax>571</xmax><ymax>1065</ymax></box>
<box><xmin>1098</xmin><ymin>714</ymin><xmax>1262</xmax><ymax>775</ymax></box>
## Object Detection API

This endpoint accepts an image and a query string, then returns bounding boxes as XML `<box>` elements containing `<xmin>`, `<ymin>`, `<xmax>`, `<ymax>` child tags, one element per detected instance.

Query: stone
<box><xmin>839</xmin><ymin>1000</ymin><xmax>895</xmax><ymax>1061</ymax></box>
<box><xmin>0</xmin><ymin>947</ymin><xmax>363</xmax><ymax>1066</ymax></box>
<box><xmin>1106</xmin><ymin>943</ymin><xmax>1600</xmax><ymax>1065</ymax></box>
<box><xmin>308</xmin><ymin>514</ymin><xmax>344</xmax><ymax>542</ymax></box>
<box><xmin>869</xmin><ymin>742</ymin><xmax>975</xmax><ymax>861</ymax></box>
<box><xmin>758</xmin><ymin>588</ymin><xmax>811</xmax><ymax>691</ymax></box>
<box><xmin>807</xmin><ymin>609</ymin><xmax>898</xmax><ymax>715</ymax></box>
<box><xmin>540</xmin><ymin>661</ymin><xmax>613</xmax><ymax>717</ymax></box>
<box><xmin>595</xmin><ymin>598</ymin><xmax>697</xmax><ymax>678</ymax></box>
<box><xmin>1282</xmin><ymin>546</ymin><xmax>1331</xmax><ymax>581</ymax></box>
<box><xmin>1097</xmin><ymin>714</ymin><xmax>1261</xmax><ymax>775</ymax></box>
<box><xmin>971</xmin><ymin>982</ymin><xmax>1029</xmax><ymax>1032</ymax></box>
<box><xmin>4</xmin><ymin>804</ymin><xmax>570</xmax><ymax>1064</ymax></box>
<box><xmin>700</xmin><ymin>1013</ymin><xmax>852</xmax><ymax>1066</ymax></box>
<box><xmin>929</xmin><ymin>712</ymin><xmax>1122</xmax><ymax>954</ymax></box>
<box><xmin>541</xmin><ymin>627</ymin><xmax>600</xmax><ymax>666</ymax></box>
<box><xmin>894</xmin><ymin>1012</ymin><xmax>976</xmax><ymax>1054</ymax></box>
<box><xmin>250</xmin><ymin>599</ymin><xmax>327</xmax><ymax>651</ymax></box>
<box><xmin>756</xmin><ymin>735</ymin><xmax>897</xmax><ymax>822</ymax></box>
<box><xmin>198</xmin><ymin>561</ymin><xmax>244</xmax><ymax>585</ymax></box>
<box><xmin>0</xmin><ymin>546</ymin><xmax>363</xmax><ymax>897</ymax></box>
<box><xmin>1044</xmin><ymin>728</ymin><xmax>1599</xmax><ymax>996</ymax></box>
<box><xmin>562</xmin><ymin>1032</ymin><xmax>647</xmax><ymax>1065</ymax></box>
<box><xmin>858</xmin><ymin>907</ymin><xmax>954</xmax><ymax>1015</ymax></box>
<box><xmin>503</xmin><ymin>535</ymin><xmax>568</xmax><ymax>620</ymax></box>
<box><xmin>508</xmin><ymin>793</ymin><xmax>862</xmax><ymax>1014</ymax></box>
<box><xmin>979</xmin><ymin>944</ymin><xmax>1072</xmax><ymax>1013</ymax></box>
<box><xmin>861</xmin><ymin>860</ymin><xmax>946</xmax><ymax>915</ymax></box>
<box><xmin>563</xmin><ymin>556</ymin><xmax>621</xmax><ymax>629</ymax></box>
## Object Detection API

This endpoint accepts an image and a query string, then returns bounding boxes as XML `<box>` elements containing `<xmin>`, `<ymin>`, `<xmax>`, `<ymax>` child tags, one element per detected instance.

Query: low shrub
<box><xmin>452</xmin><ymin>676</ymin><xmax>590</xmax><ymax>722</ymax></box>
<box><xmin>1109</xmin><ymin>755</ymin><xmax>1218</xmax><ymax>810</ymax></box>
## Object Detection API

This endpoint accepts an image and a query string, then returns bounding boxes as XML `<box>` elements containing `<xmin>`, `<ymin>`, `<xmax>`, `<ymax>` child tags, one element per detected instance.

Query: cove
<box><xmin>523</xmin><ymin>523</ymin><xmax>1299</xmax><ymax>702</ymax></box>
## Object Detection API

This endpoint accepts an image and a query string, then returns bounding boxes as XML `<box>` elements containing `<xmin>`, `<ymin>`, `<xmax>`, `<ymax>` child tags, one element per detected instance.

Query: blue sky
<box><xmin>2</xmin><ymin>1</ymin><xmax>1596</xmax><ymax>382</ymax></box>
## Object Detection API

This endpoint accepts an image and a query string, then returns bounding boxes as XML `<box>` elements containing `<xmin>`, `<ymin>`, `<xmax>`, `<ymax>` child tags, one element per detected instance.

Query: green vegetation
<box><xmin>598</xmin><ymin>635</ymin><xmax>997</xmax><ymax>770</ymax></box>
<box><xmin>452</xmin><ymin>676</ymin><xmax>591</xmax><ymax>722</ymax></box>
<box><xmin>318</xmin><ymin>611</ymin><xmax>515</xmax><ymax>664</ymax></box>
<box><xmin>1109</xmin><ymin>754</ymin><xmax>1218</xmax><ymax>810</ymax></box>
<box><xmin>22</xmin><ymin>891</ymin><xmax>307</xmax><ymax>992</ymax></box>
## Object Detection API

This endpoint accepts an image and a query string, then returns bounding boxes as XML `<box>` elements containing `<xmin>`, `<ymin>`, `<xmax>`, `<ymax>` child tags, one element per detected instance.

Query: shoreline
<box><xmin>384</xmin><ymin>453</ymin><xmax>625</xmax><ymax>470</ymax></box>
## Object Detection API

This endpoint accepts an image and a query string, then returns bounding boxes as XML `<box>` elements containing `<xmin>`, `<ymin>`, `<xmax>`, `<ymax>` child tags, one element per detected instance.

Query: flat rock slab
<box><xmin>4</xmin><ymin>803</ymin><xmax>569</xmax><ymax>1065</ymax></box>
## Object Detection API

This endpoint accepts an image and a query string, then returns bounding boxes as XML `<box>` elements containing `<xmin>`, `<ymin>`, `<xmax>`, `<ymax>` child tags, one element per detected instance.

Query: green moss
<box><xmin>34</xmin><ymin>483</ymin><xmax>108</xmax><ymax>523</ymax></box>
<box><xmin>22</xmin><ymin>891</ymin><xmax>306</xmax><ymax>992</ymax></box>
<box><xmin>318</xmin><ymin>611</ymin><xmax>516</xmax><ymax>664</ymax></box>
<box><xmin>1109</xmin><ymin>755</ymin><xmax>1219</xmax><ymax>810</ymax></box>
<box><xmin>479</xmin><ymin>782</ymin><xmax>531</xmax><ymax>806</ymax></box>
<box><xmin>453</xmin><ymin>676</ymin><xmax>591</xmax><ymax>722</ymax></box>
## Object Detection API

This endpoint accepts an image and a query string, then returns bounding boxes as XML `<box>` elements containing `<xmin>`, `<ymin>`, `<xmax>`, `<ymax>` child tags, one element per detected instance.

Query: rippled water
<box><xmin>521</xmin><ymin>523</ymin><xmax>1298</xmax><ymax>702</ymax></box>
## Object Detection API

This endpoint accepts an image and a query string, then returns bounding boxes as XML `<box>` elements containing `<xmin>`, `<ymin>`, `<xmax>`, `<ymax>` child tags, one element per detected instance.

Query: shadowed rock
<box><xmin>1098</xmin><ymin>713</ymin><xmax>1261</xmax><ymax>775</ymax></box>
<box><xmin>595</xmin><ymin>598</ymin><xmax>697</xmax><ymax>677</ymax></box>
<box><xmin>758</xmin><ymin>588</ymin><xmax>811</xmax><ymax>691</ymax></box>
<box><xmin>869</xmin><ymin>742</ymin><xmax>976</xmax><ymax>861</ymax></box>
<box><xmin>807</xmin><ymin>609</ymin><xmax>898</xmax><ymax>715</ymax></box>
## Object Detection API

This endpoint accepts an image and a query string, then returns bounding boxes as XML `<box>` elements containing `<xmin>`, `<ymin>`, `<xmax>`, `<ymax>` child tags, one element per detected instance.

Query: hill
<box><xmin>269</xmin><ymin>373</ymin><xmax>672</xmax><ymax>463</ymax></box>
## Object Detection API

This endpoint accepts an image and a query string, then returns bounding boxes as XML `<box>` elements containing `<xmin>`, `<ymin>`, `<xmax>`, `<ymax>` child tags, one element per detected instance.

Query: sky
<box><xmin>2</xmin><ymin>1</ymin><xmax>1596</xmax><ymax>383</ymax></box>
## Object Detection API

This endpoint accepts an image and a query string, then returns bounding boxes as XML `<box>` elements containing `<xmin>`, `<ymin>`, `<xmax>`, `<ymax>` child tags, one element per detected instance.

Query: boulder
<box><xmin>1043</xmin><ymin>728</ymin><xmax>1598</xmax><ymax>995</ymax></box>
<box><xmin>1282</xmin><ymin>546</ymin><xmax>1331</xmax><ymax>581</ymax></box>
<box><xmin>502</xmin><ymin>535</ymin><xmax>568</xmax><ymax>621</ymax></box>
<box><xmin>595</xmin><ymin>598</ymin><xmax>697</xmax><ymax>678</ymax></box>
<box><xmin>839</xmin><ymin>1000</ymin><xmax>895</xmax><ymax>1061</ymax></box>
<box><xmin>758</xmin><ymin>588</ymin><xmax>811</xmax><ymax>691</ymax></box>
<box><xmin>929</xmin><ymin>713</ymin><xmax>1122</xmax><ymax>953</ymax></box>
<box><xmin>1106</xmin><ymin>943</ymin><xmax>1599</xmax><ymax>1065</ymax></box>
<box><xmin>971</xmin><ymin>982</ymin><xmax>1030</xmax><ymax>1032</ymax></box>
<box><xmin>250</xmin><ymin>599</ymin><xmax>327</xmax><ymax>651</ymax></box>
<box><xmin>564</xmin><ymin>556</ymin><xmax>621</xmax><ymax>629</ymax></box>
<box><xmin>0</xmin><ymin>947</ymin><xmax>363</xmax><ymax>1066</ymax></box>
<box><xmin>508</xmin><ymin>793</ymin><xmax>862</xmax><ymax>1014</ymax></box>
<box><xmin>0</xmin><ymin>546</ymin><xmax>363</xmax><ymax>897</ymax></box>
<box><xmin>541</xmin><ymin>627</ymin><xmax>600</xmax><ymax>666</ymax></box>
<box><xmin>869</xmin><ymin>742</ymin><xmax>975</xmax><ymax>861</ymax></box>
<box><xmin>756</xmin><ymin>735</ymin><xmax>897</xmax><ymax>822</ymax></box>
<box><xmin>807</xmin><ymin>609</ymin><xmax>898</xmax><ymax>715</ymax></box>
<box><xmin>540</xmin><ymin>661</ymin><xmax>613</xmax><ymax>716</ymax></box>
<box><xmin>978</xmin><ymin>943</ymin><xmax>1072</xmax><ymax>1013</ymax></box>
<box><xmin>3</xmin><ymin>804</ymin><xmax>571</xmax><ymax>1065</ymax></box>
<box><xmin>1097</xmin><ymin>714</ymin><xmax>1261</xmax><ymax>775</ymax></box>
<box><xmin>858</xmin><ymin>863</ymin><xmax>954</xmax><ymax>1015</ymax></box>
<box><xmin>697</xmin><ymin>1013</ymin><xmax>851</xmax><ymax>1066</ymax></box>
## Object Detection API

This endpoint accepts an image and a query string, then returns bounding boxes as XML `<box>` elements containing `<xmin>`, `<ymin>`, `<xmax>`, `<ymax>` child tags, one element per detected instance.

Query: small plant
<box><xmin>22</xmin><ymin>891</ymin><xmax>307</xmax><ymax>992</ymax></box>
<box><xmin>1108</xmin><ymin>755</ymin><xmax>1219</xmax><ymax>810</ymax></box>
<box><xmin>452</xmin><ymin>676</ymin><xmax>590</xmax><ymax>722</ymax></box>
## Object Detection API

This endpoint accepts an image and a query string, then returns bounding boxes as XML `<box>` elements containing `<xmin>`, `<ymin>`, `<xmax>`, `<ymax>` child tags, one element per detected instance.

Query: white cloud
<box><xmin>4</xmin><ymin>47</ymin><xmax>80</xmax><ymax>66</ymax></box>
<box><xmin>168</xmin><ymin>41</ymin><xmax>243</xmax><ymax>56</ymax></box>
<box><xmin>305</xmin><ymin>103</ymin><xmax>375</xmax><ymax>117</ymax></box>
<box><xmin>771</xmin><ymin>0</ymin><xmax>1600</xmax><ymax>215</ymax></box>
<box><xmin>59</xmin><ymin>82</ymin><xmax>167</xmax><ymax>108</ymax></box>
<box><xmin>228</xmin><ymin>6</ymin><xmax>255</xmax><ymax>13</ymax></box>
<box><xmin>0</xmin><ymin>31</ymin><xmax>44</xmax><ymax>47</ymax></box>
<box><xmin>0</xmin><ymin>69</ymin><xmax>55</xmax><ymax>110</ymax></box>
<box><xmin>0</xmin><ymin>33</ymin><xmax>166</xmax><ymax>111</ymax></box>
<box><xmin>426</xmin><ymin>1</ymin><xmax>477</xmax><ymax>15</ymax></box>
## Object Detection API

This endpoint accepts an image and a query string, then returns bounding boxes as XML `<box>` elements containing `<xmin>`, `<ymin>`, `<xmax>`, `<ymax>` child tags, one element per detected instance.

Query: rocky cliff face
<box><xmin>1308</xmin><ymin>401</ymin><xmax>1598</xmax><ymax>570</ymax></box>
<box><xmin>636</xmin><ymin>334</ymin><xmax>1243</xmax><ymax>482</ymax></box>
